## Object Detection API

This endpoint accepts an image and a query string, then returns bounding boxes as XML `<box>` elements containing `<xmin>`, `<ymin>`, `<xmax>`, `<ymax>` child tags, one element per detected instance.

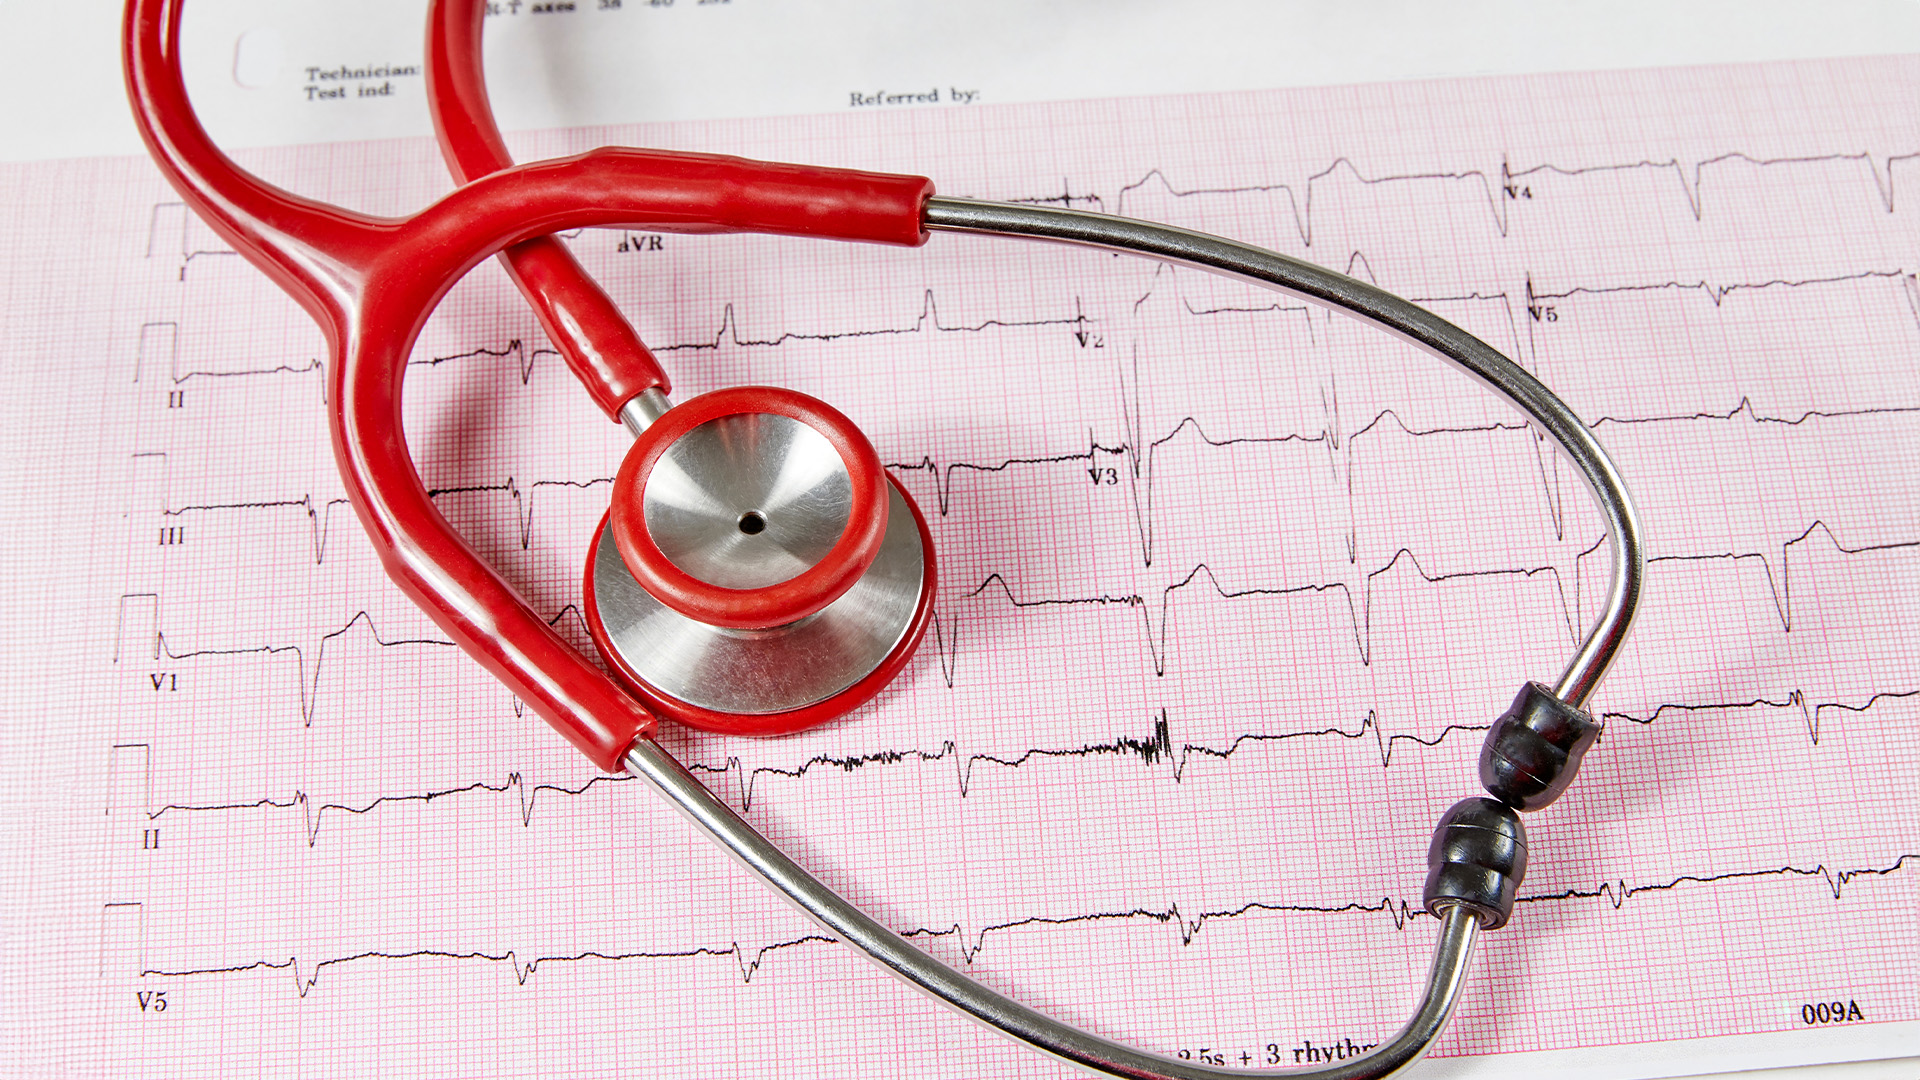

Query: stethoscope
<box><xmin>125</xmin><ymin>0</ymin><xmax>1645</xmax><ymax>1075</ymax></box>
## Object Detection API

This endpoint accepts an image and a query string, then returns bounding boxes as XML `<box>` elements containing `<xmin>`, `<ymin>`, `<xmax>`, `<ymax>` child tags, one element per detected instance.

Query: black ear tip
<box><xmin>1480</xmin><ymin>682</ymin><xmax>1600</xmax><ymax>811</ymax></box>
<box><xmin>1423</xmin><ymin>797</ymin><xmax>1528</xmax><ymax>929</ymax></box>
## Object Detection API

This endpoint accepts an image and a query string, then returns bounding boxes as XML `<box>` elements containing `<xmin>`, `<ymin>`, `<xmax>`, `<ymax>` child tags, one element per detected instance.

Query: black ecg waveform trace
<box><xmin>134</xmin><ymin>320</ymin><xmax>323</xmax><ymax>388</ymax></box>
<box><xmin>141</xmin><ymin>264</ymin><xmax>1920</xmax><ymax>442</ymax></box>
<box><xmin>1106</xmin><ymin>151</ymin><xmax>1920</xmax><ymax>246</ymax></box>
<box><xmin>152</xmin><ymin>391</ymin><xmax>1920</xmax><ymax>576</ymax></box>
<box><xmin>651</xmin><ymin>289</ymin><xmax>1089</xmax><ymax>353</ymax></box>
<box><xmin>146</xmin><ymin>203</ymin><xmax>240</xmax><ymax>281</ymax></box>
<box><xmin>123</xmin><ymin>515</ymin><xmax>1920</xmax><ymax>720</ymax></box>
<box><xmin>141</xmin><ymin>937</ymin><xmax>838</xmax><ymax>998</ymax></box>
<box><xmin>141</xmin><ymin>141</ymin><xmax>1920</xmax><ymax>391</ymax></box>
<box><xmin>1605</xmin><ymin>688</ymin><xmax>1920</xmax><ymax>746</ymax></box>
<box><xmin>132</xmin><ymin>708</ymin><xmax>1483</xmax><ymax>846</ymax></box>
<box><xmin>147</xmin><ymin>391</ymin><xmax>1920</xmax><ymax>703</ymax></box>
<box><xmin>116</xmin><ymin>604</ymin><xmax>455</xmax><ymax>727</ymax></box>
<box><xmin>115</xmin><ymin>593</ymin><xmax>615</xmax><ymax>728</ymax></box>
<box><xmin>685</xmin><ymin>707</ymin><xmax>1493</xmax><ymax>807</ymax></box>
<box><xmin>162</xmin><ymin>495</ymin><xmax>356</xmax><ymax>566</ymax></box>
<box><xmin>142</xmin><ymin>707</ymin><xmax>1487</xmax><ymax>845</ymax></box>
<box><xmin>147</xmin><ymin>148</ymin><xmax>1920</xmax><ymax>286</ymax></box>
<box><xmin>133</xmin><ymin>684</ymin><xmax>1914</xmax><ymax>843</ymax></box>
<box><xmin>136</xmin><ymin>853</ymin><xmax>1918</xmax><ymax>997</ymax></box>
<box><xmin>954</xmin><ymin>550</ymin><xmax>1583</xmax><ymax>680</ymax></box>
<box><xmin>157</xmin><ymin>478</ymin><xmax>614</xmax><ymax>567</ymax></box>
<box><xmin>1638</xmin><ymin>520</ymin><xmax>1920</xmax><ymax>634</ymax></box>
<box><xmin>936</xmin><ymin>521</ymin><xmax>1915</xmax><ymax>687</ymax></box>
<box><xmin>891</xmin><ymin>395</ymin><xmax>1571</xmax><ymax>572</ymax></box>
<box><xmin>135</xmin><ymin>359</ymin><xmax>1920</xmax><ymax>718</ymax></box>
<box><xmin>149</xmin><ymin>772</ymin><xmax>636</xmax><ymax>847</ymax></box>
<box><xmin>888</xmin><ymin>388</ymin><xmax>1918</xmax><ymax>573</ymax></box>
<box><xmin>1518</xmin><ymin>854</ymin><xmax>1916</xmax><ymax>910</ymax></box>
<box><xmin>124</xmin><ymin>540</ymin><xmax>1601</xmax><ymax>726</ymax></box>
<box><xmin>130</xmin><ymin>287</ymin><xmax>1086</xmax><ymax>398</ymax></box>
<box><xmin>423</xmin><ymin>268</ymin><xmax>1918</xmax><ymax>402</ymax></box>
<box><xmin>1530</xmin><ymin>267</ymin><xmax>1920</xmax><ymax>315</ymax></box>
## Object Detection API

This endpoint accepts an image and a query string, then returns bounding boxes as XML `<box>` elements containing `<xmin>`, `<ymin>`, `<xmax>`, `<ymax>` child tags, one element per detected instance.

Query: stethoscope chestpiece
<box><xmin>612</xmin><ymin>386</ymin><xmax>890</xmax><ymax>629</ymax></box>
<box><xmin>584</xmin><ymin>387</ymin><xmax>937</xmax><ymax>736</ymax></box>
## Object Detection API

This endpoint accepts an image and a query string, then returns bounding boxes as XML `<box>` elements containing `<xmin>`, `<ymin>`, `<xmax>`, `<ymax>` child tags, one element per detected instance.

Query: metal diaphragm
<box><xmin>641</xmin><ymin>412</ymin><xmax>856</xmax><ymax>590</ymax></box>
<box><xmin>589</xmin><ymin>479</ymin><xmax>926</xmax><ymax>716</ymax></box>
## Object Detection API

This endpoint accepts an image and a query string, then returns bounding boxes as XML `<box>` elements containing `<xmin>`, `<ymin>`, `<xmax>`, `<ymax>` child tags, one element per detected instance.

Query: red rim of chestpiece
<box><xmin>609</xmin><ymin>386</ymin><xmax>889</xmax><ymax>630</ymax></box>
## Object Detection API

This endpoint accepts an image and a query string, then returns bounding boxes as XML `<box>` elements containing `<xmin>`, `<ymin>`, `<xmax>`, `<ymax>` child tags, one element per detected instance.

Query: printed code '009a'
<box><xmin>1799</xmin><ymin>1000</ymin><xmax>1865</xmax><ymax>1026</ymax></box>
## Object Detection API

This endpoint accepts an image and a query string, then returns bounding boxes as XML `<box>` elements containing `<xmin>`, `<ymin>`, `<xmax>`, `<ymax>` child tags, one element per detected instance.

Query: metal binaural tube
<box><xmin>618</xmin><ymin>198</ymin><xmax>1641</xmax><ymax>1076</ymax></box>
<box><xmin>624</xmin><ymin>738</ymin><xmax>1481</xmax><ymax>1080</ymax></box>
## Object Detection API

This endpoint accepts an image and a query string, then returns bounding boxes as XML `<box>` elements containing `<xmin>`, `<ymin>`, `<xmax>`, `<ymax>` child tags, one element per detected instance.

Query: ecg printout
<box><xmin>0</xmin><ymin>51</ymin><xmax>1917</xmax><ymax>1080</ymax></box>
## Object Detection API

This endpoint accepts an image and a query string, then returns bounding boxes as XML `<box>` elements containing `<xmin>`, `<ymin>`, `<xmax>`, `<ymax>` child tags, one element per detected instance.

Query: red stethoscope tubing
<box><xmin>426</xmin><ymin>0</ymin><xmax>669</xmax><ymax>419</ymax></box>
<box><xmin>121</xmin><ymin>0</ymin><xmax>934</xmax><ymax>771</ymax></box>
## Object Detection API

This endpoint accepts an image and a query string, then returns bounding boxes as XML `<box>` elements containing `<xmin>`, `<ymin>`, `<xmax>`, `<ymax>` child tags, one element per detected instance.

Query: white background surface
<box><xmin>4</xmin><ymin>1</ymin><xmax>1920</xmax><ymax>162</ymax></box>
